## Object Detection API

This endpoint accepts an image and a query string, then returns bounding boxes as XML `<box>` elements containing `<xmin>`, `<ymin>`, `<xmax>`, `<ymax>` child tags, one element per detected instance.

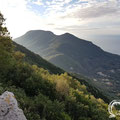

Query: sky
<box><xmin>0</xmin><ymin>0</ymin><xmax>120</xmax><ymax>40</ymax></box>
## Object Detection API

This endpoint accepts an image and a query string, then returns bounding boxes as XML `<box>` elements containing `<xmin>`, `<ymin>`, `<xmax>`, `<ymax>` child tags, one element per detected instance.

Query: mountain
<box><xmin>15</xmin><ymin>30</ymin><xmax>120</xmax><ymax>98</ymax></box>
<box><xmin>13</xmin><ymin>42</ymin><xmax>110</xmax><ymax>102</ymax></box>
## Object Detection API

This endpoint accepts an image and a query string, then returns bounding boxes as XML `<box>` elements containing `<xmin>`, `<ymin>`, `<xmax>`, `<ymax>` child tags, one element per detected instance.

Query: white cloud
<box><xmin>51</xmin><ymin>0</ymin><xmax>72</xmax><ymax>4</ymax></box>
<box><xmin>32</xmin><ymin>0</ymin><xmax>43</xmax><ymax>6</ymax></box>
<box><xmin>60</xmin><ymin>0</ymin><xmax>119</xmax><ymax>19</ymax></box>
<box><xmin>51</xmin><ymin>0</ymin><xmax>120</xmax><ymax>37</ymax></box>
<box><xmin>0</xmin><ymin>0</ymin><xmax>120</xmax><ymax>39</ymax></box>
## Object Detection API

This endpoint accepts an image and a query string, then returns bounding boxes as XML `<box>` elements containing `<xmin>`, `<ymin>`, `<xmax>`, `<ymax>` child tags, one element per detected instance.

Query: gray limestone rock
<box><xmin>0</xmin><ymin>91</ymin><xmax>27</xmax><ymax>120</ymax></box>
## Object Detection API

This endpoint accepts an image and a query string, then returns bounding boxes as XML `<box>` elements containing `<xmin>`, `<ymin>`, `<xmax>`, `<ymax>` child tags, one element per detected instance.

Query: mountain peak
<box><xmin>63</xmin><ymin>32</ymin><xmax>71</xmax><ymax>35</ymax></box>
<box><xmin>61</xmin><ymin>32</ymin><xmax>76</xmax><ymax>38</ymax></box>
<box><xmin>25</xmin><ymin>30</ymin><xmax>55</xmax><ymax>36</ymax></box>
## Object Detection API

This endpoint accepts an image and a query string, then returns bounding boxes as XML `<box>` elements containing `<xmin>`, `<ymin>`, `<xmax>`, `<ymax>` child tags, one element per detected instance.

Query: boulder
<box><xmin>0</xmin><ymin>91</ymin><xmax>27</xmax><ymax>120</ymax></box>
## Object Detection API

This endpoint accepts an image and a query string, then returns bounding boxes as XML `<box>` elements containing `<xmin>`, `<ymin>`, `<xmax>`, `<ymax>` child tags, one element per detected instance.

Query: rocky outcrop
<box><xmin>0</xmin><ymin>91</ymin><xmax>27</xmax><ymax>120</ymax></box>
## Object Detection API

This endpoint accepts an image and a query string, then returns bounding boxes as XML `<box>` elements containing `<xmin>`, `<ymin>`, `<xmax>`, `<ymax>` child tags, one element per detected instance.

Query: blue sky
<box><xmin>0</xmin><ymin>0</ymin><xmax>120</xmax><ymax>39</ymax></box>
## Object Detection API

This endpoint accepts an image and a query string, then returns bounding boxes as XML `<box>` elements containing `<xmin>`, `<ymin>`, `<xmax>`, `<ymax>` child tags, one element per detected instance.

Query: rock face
<box><xmin>0</xmin><ymin>91</ymin><xmax>27</xmax><ymax>120</ymax></box>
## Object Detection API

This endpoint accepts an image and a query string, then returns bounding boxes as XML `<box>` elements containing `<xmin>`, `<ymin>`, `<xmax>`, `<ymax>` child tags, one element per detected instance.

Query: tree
<box><xmin>0</xmin><ymin>12</ymin><xmax>9</xmax><ymax>36</ymax></box>
<box><xmin>55</xmin><ymin>78</ymin><xmax>69</xmax><ymax>96</ymax></box>
<box><xmin>0</xmin><ymin>12</ymin><xmax>14</xmax><ymax>75</ymax></box>
<box><xmin>14</xmin><ymin>51</ymin><xmax>25</xmax><ymax>61</ymax></box>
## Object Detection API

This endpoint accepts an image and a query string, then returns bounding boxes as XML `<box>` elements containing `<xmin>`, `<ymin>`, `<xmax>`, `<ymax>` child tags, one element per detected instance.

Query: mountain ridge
<box><xmin>14</xmin><ymin>30</ymin><xmax>120</xmax><ymax>98</ymax></box>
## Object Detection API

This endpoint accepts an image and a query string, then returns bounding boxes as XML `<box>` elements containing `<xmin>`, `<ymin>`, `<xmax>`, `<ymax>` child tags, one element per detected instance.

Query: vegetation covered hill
<box><xmin>15</xmin><ymin>30</ymin><xmax>120</xmax><ymax>98</ymax></box>
<box><xmin>13</xmin><ymin>42</ymin><xmax>110</xmax><ymax>103</ymax></box>
<box><xmin>0</xmin><ymin>12</ymin><xmax>115</xmax><ymax>120</ymax></box>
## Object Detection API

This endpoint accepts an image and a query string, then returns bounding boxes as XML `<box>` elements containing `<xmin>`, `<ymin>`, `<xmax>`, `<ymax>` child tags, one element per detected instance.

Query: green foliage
<box><xmin>0</xmin><ymin>59</ymin><xmax>110</xmax><ymax>119</ymax></box>
<box><xmin>0</xmin><ymin>12</ymin><xmax>9</xmax><ymax>36</ymax></box>
<box><xmin>0</xmin><ymin>12</ymin><xmax>15</xmax><ymax>80</ymax></box>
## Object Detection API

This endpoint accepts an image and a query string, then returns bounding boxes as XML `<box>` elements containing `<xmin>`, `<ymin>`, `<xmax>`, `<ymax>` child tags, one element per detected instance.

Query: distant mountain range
<box><xmin>15</xmin><ymin>30</ymin><xmax>120</xmax><ymax>98</ymax></box>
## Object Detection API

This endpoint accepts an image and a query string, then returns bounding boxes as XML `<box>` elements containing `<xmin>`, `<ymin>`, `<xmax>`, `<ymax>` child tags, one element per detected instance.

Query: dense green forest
<box><xmin>0</xmin><ymin>12</ymin><xmax>118</xmax><ymax>120</ymax></box>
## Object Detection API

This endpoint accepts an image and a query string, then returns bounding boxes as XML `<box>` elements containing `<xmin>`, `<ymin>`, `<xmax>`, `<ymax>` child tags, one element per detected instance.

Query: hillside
<box><xmin>0</xmin><ymin>38</ymin><xmax>111</xmax><ymax>120</ymax></box>
<box><xmin>0</xmin><ymin>36</ymin><xmax>111</xmax><ymax>119</ymax></box>
<box><xmin>14</xmin><ymin>42</ymin><xmax>110</xmax><ymax>102</ymax></box>
<box><xmin>15</xmin><ymin>30</ymin><xmax>120</xmax><ymax>98</ymax></box>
